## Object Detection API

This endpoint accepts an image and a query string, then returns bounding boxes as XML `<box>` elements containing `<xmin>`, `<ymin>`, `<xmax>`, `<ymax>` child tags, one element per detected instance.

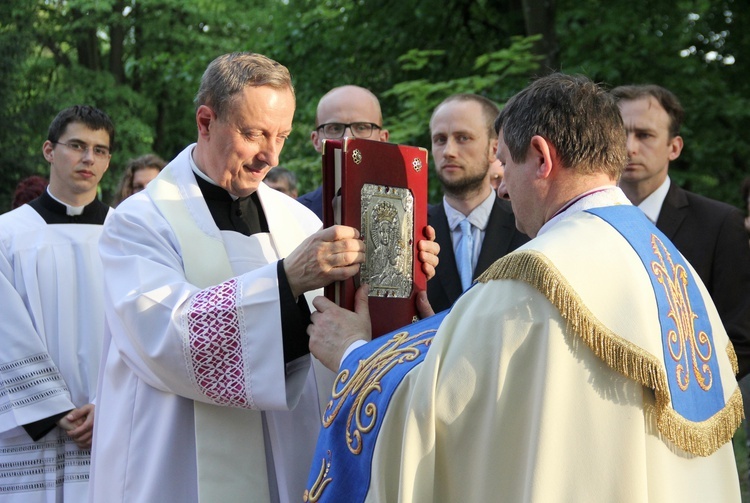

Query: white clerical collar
<box><xmin>637</xmin><ymin>176</ymin><xmax>671</xmax><ymax>223</ymax></box>
<box><xmin>188</xmin><ymin>147</ymin><xmax>240</xmax><ymax>201</ymax></box>
<box><xmin>443</xmin><ymin>190</ymin><xmax>495</xmax><ymax>231</ymax></box>
<box><xmin>537</xmin><ymin>186</ymin><xmax>631</xmax><ymax>237</ymax></box>
<box><xmin>46</xmin><ymin>187</ymin><xmax>87</xmax><ymax>216</ymax></box>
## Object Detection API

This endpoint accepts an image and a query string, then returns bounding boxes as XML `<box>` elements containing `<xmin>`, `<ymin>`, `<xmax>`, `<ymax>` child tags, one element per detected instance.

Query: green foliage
<box><xmin>557</xmin><ymin>0</ymin><xmax>750</xmax><ymax>207</ymax></box>
<box><xmin>382</xmin><ymin>39</ymin><xmax>542</xmax><ymax>201</ymax></box>
<box><xmin>258</xmin><ymin>0</ymin><xmax>518</xmax><ymax>194</ymax></box>
<box><xmin>1</xmin><ymin>0</ymin><xmax>749</xmax><ymax>212</ymax></box>
<box><xmin>0</xmin><ymin>1</ymin><xmax>40</xmax><ymax>202</ymax></box>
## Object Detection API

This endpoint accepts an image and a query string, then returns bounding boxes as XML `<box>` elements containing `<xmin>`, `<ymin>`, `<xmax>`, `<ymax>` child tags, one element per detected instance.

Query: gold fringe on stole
<box><xmin>726</xmin><ymin>341</ymin><xmax>739</xmax><ymax>376</ymax></box>
<box><xmin>477</xmin><ymin>250</ymin><xmax>743</xmax><ymax>457</ymax></box>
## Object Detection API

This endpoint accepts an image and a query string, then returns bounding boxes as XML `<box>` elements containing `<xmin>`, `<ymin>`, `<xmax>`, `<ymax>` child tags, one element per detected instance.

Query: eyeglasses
<box><xmin>316</xmin><ymin>122</ymin><xmax>382</xmax><ymax>139</ymax></box>
<box><xmin>54</xmin><ymin>140</ymin><xmax>111</xmax><ymax>159</ymax></box>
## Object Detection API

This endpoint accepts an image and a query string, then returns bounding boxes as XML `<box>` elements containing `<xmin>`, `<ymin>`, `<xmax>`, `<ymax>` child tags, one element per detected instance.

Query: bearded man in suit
<box><xmin>427</xmin><ymin>93</ymin><xmax>528</xmax><ymax>312</ymax></box>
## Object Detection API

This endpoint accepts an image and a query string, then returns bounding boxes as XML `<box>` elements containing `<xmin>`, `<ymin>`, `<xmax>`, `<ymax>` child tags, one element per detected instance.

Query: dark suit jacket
<box><xmin>296</xmin><ymin>186</ymin><xmax>323</xmax><ymax>220</ymax></box>
<box><xmin>428</xmin><ymin>197</ymin><xmax>529</xmax><ymax>313</ymax></box>
<box><xmin>656</xmin><ymin>182</ymin><xmax>750</xmax><ymax>378</ymax></box>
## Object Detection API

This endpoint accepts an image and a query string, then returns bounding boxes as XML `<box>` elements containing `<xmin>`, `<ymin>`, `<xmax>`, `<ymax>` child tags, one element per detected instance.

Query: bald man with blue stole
<box><xmin>304</xmin><ymin>74</ymin><xmax>742</xmax><ymax>502</ymax></box>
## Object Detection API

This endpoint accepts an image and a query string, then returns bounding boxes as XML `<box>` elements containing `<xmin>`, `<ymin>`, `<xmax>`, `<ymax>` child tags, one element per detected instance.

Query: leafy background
<box><xmin>2</xmin><ymin>1</ymin><xmax>750</xmax><ymax>495</ymax></box>
<box><xmin>0</xmin><ymin>0</ymin><xmax>747</xmax><ymax>211</ymax></box>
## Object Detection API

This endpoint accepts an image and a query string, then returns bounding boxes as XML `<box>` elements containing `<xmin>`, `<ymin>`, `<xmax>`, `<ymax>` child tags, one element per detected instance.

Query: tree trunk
<box><xmin>521</xmin><ymin>0</ymin><xmax>559</xmax><ymax>74</ymax></box>
<box><xmin>72</xmin><ymin>9</ymin><xmax>101</xmax><ymax>71</ymax></box>
<box><xmin>109</xmin><ymin>0</ymin><xmax>126</xmax><ymax>84</ymax></box>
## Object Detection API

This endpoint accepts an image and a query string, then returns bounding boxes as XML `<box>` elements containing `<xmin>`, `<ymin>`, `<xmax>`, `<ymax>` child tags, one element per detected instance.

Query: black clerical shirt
<box><xmin>28</xmin><ymin>190</ymin><xmax>109</xmax><ymax>225</ymax></box>
<box><xmin>194</xmin><ymin>175</ymin><xmax>312</xmax><ymax>365</ymax></box>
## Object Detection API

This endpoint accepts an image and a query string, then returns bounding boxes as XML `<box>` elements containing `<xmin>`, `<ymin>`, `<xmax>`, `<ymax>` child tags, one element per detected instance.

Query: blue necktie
<box><xmin>456</xmin><ymin>218</ymin><xmax>474</xmax><ymax>291</ymax></box>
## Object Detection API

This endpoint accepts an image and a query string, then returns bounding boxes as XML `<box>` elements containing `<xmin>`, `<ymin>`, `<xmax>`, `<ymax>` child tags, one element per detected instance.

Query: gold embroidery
<box><xmin>478</xmin><ymin>250</ymin><xmax>743</xmax><ymax>457</ymax></box>
<box><xmin>303</xmin><ymin>451</ymin><xmax>332</xmax><ymax>503</ymax></box>
<box><xmin>649</xmin><ymin>234</ymin><xmax>713</xmax><ymax>392</ymax></box>
<box><xmin>322</xmin><ymin>329</ymin><xmax>434</xmax><ymax>455</ymax></box>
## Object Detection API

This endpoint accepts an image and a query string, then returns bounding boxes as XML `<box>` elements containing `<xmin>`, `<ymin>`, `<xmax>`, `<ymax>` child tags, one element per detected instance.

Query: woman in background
<box><xmin>112</xmin><ymin>154</ymin><xmax>166</xmax><ymax>206</ymax></box>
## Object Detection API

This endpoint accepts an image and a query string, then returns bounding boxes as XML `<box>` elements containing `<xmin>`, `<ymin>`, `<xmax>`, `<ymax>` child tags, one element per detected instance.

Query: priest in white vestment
<box><xmin>305</xmin><ymin>74</ymin><xmax>742</xmax><ymax>502</ymax></box>
<box><xmin>0</xmin><ymin>106</ymin><xmax>115</xmax><ymax>501</ymax></box>
<box><xmin>89</xmin><ymin>53</ymin><xmax>437</xmax><ymax>503</ymax></box>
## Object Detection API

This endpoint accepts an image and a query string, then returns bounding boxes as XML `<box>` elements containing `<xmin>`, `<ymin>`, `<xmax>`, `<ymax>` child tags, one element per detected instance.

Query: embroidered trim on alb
<box><xmin>184</xmin><ymin>279</ymin><xmax>249</xmax><ymax>408</ymax></box>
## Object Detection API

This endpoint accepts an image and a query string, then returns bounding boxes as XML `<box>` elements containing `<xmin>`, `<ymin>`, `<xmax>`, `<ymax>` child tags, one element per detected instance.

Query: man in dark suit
<box><xmin>427</xmin><ymin>94</ymin><xmax>528</xmax><ymax>312</ymax></box>
<box><xmin>613</xmin><ymin>84</ymin><xmax>750</xmax><ymax>378</ymax></box>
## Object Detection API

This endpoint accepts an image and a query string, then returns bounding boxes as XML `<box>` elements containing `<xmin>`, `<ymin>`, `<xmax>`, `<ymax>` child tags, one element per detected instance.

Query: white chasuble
<box><xmin>305</xmin><ymin>189</ymin><xmax>741</xmax><ymax>503</ymax></box>
<box><xmin>0</xmin><ymin>205</ymin><xmax>107</xmax><ymax>502</ymax></box>
<box><xmin>90</xmin><ymin>144</ymin><xmax>330</xmax><ymax>503</ymax></box>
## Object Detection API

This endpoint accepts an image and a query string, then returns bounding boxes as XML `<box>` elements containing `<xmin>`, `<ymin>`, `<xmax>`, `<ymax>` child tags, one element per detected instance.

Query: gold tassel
<box><xmin>478</xmin><ymin>250</ymin><xmax>743</xmax><ymax>457</ymax></box>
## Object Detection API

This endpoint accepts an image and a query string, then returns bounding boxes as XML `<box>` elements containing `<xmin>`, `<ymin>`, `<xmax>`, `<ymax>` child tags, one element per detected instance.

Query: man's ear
<box><xmin>311</xmin><ymin>129</ymin><xmax>323</xmax><ymax>153</ymax></box>
<box><xmin>378</xmin><ymin>128</ymin><xmax>390</xmax><ymax>143</ymax></box>
<box><xmin>668</xmin><ymin>135</ymin><xmax>683</xmax><ymax>161</ymax></box>
<box><xmin>42</xmin><ymin>140</ymin><xmax>55</xmax><ymax>163</ymax></box>
<box><xmin>488</xmin><ymin>137</ymin><xmax>499</xmax><ymax>164</ymax></box>
<box><xmin>529</xmin><ymin>135</ymin><xmax>554</xmax><ymax>179</ymax></box>
<box><xmin>196</xmin><ymin>105</ymin><xmax>215</xmax><ymax>140</ymax></box>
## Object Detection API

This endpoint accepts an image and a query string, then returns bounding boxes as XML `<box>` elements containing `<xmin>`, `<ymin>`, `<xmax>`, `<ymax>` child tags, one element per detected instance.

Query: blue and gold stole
<box><xmin>304</xmin><ymin>310</ymin><xmax>449</xmax><ymax>503</ymax></box>
<box><xmin>474</xmin><ymin>204</ymin><xmax>741</xmax><ymax>457</ymax></box>
<box><xmin>586</xmin><ymin>205</ymin><xmax>725</xmax><ymax>421</ymax></box>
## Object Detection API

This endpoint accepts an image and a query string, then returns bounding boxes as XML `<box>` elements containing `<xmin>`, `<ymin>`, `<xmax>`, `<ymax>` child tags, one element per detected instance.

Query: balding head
<box><xmin>311</xmin><ymin>85</ymin><xmax>389</xmax><ymax>152</ymax></box>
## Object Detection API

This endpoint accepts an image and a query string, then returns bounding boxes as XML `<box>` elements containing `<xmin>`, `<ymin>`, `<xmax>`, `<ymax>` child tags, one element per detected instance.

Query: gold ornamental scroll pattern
<box><xmin>322</xmin><ymin>328</ymin><xmax>435</xmax><ymax>455</ymax></box>
<box><xmin>303</xmin><ymin>450</ymin><xmax>332</xmax><ymax>503</ymax></box>
<box><xmin>650</xmin><ymin>234</ymin><xmax>713</xmax><ymax>392</ymax></box>
<box><xmin>360</xmin><ymin>184</ymin><xmax>414</xmax><ymax>298</ymax></box>
<box><xmin>478</xmin><ymin>249</ymin><xmax>742</xmax><ymax>456</ymax></box>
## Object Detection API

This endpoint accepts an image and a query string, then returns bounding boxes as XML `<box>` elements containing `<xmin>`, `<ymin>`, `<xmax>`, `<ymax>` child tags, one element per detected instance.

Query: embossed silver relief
<box><xmin>360</xmin><ymin>183</ymin><xmax>414</xmax><ymax>298</ymax></box>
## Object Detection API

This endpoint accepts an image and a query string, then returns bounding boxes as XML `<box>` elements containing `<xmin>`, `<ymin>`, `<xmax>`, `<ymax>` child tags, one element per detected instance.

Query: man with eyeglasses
<box><xmin>297</xmin><ymin>85</ymin><xmax>390</xmax><ymax>219</ymax></box>
<box><xmin>0</xmin><ymin>105</ymin><xmax>114</xmax><ymax>501</ymax></box>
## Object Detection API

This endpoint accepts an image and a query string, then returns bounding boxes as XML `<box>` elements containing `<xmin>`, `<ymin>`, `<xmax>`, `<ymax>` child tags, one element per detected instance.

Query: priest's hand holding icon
<box><xmin>283</xmin><ymin>225</ymin><xmax>366</xmax><ymax>299</ymax></box>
